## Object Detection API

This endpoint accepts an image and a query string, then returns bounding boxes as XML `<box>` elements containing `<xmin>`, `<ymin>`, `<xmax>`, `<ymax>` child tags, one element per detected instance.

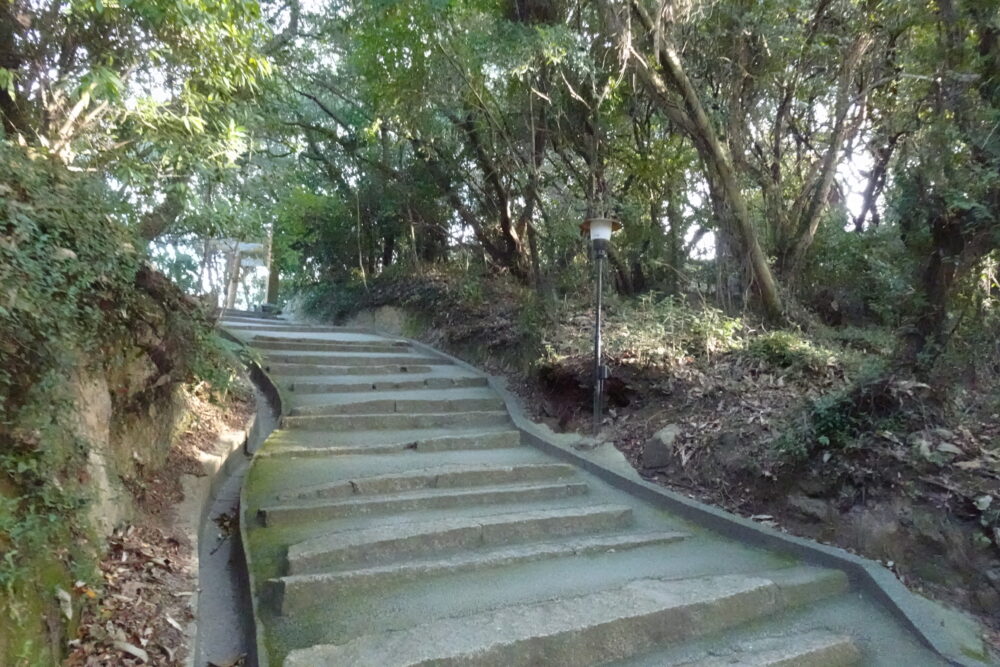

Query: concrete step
<box><xmin>272</xmin><ymin>531</ymin><xmax>689</xmax><ymax>614</ymax></box>
<box><xmin>223</xmin><ymin>323</ymin><xmax>374</xmax><ymax>333</ymax></box>
<box><xmin>287</xmin><ymin>396</ymin><xmax>505</xmax><ymax>417</ymax></box>
<box><xmin>266</xmin><ymin>363</ymin><xmax>435</xmax><ymax>376</ymax></box>
<box><xmin>276</xmin><ymin>463</ymin><xmax>577</xmax><ymax>501</ymax></box>
<box><xmin>266</xmin><ymin>424</ymin><xmax>520</xmax><ymax>447</ymax></box>
<box><xmin>283</xmin><ymin>567</ymin><xmax>848</xmax><ymax>666</ymax></box>
<box><xmin>284</xmin><ymin>375</ymin><xmax>489</xmax><ymax>394</ymax></box>
<box><xmin>251</xmin><ymin>339</ymin><xmax>411</xmax><ymax>352</ymax></box>
<box><xmin>220</xmin><ymin>314</ymin><xmax>282</xmax><ymax>324</ymax></box>
<box><xmin>258</xmin><ymin>480</ymin><xmax>590</xmax><ymax>526</ymax></box>
<box><xmin>661</xmin><ymin>630</ymin><xmax>861</xmax><ymax>666</ymax></box>
<box><xmin>262</xmin><ymin>352</ymin><xmax>449</xmax><ymax>367</ymax></box>
<box><xmin>281</xmin><ymin>410</ymin><xmax>512</xmax><ymax>432</ymax></box>
<box><xmin>258</xmin><ymin>429</ymin><xmax>522</xmax><ymax>457</ymax></box>
<box><xmin>285</xmin><ymin>504</ymin><xmax>634</xmax><ymax>575</ymax></box>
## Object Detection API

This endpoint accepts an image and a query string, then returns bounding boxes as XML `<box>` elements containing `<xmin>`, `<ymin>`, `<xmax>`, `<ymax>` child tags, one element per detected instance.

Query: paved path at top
<box><xmin>223</xmin><ymin>314</ymin><xmax>963</xmax><ymax>667</ymax></box>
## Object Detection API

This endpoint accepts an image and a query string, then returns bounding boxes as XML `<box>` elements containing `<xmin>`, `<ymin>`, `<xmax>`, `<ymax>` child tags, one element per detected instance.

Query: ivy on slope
<box><xmin>0</xmin><ymin>144</ymin><xmax>226</xmax><ymax>662</ymax></box>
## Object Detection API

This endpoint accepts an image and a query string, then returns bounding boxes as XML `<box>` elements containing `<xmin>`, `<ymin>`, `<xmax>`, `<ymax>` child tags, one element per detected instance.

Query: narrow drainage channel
<box><xmin>193</xmin><ymin>382</ymin><xmax>278</xmax><ymax>667</ymax></box>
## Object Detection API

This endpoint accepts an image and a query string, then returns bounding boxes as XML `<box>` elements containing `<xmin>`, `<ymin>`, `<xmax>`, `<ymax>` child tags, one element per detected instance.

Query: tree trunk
<box><xmin>265</xmin><ymin>229</ymin><xmax>280</xmax><ymax>305</ymax></box>
<box><xmin>782</xmin><ymin>35</ymin><xmax>873</xmax><ymax>280</ymax></box>
<box><xmin>852</xmin><ymin>136</ymin><xmax>899</xmax><ymax>232</ymax></box>
<box><xmin>224</xmin><ymin>249</ymin><xmax>242</xmax><ymax>310</ymax></box>
<box><xmin>894</xmin><ymin>213</ymin><xmax>990</xmax><ymax>379</ymax></box>
<box><xmin>715</xmin><ymin>225</ymin><xmax>745</xmax><ymax>313</ymax></box>
<box><xmin>665</xmin><ymin>196</ymin><xmax>682</xmax><ymax>296</ymax></box>
<box><xmin>607</xmin><ymin>246</ymin><xmax>634</xmax><ymax>295</ymax></box>
<box><xmin>138</xmin><ymin>177</ymin><xmax>190</xmax><ymax>241</ymax></box>
<box><xmin>605</xmin><ymin>0</ymin><xmax>784</xmax><ymax>322</ymax></box>
<box><xmin>0</xmin><ymin>5</ymin><xmax>30</xmax><ymax>138</ymax></box>
<box><xmin>381</xmin><ymin>233</ymin><xmax>396</xmax><ymax>271</ymax></box>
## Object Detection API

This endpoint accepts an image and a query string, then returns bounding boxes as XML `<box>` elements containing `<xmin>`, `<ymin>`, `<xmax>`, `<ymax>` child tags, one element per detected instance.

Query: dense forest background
<box><xmin>2</xmin><ymin>0</ymin><xmax>1000</xmax><ymax>660</ymax></box>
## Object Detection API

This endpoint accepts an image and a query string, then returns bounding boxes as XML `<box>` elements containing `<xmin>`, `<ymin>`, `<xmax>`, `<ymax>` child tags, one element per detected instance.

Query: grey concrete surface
<box><xmin>221</xmin><ymin>317</ymin><xmax>990</xmax><ymax>667</ymax></box>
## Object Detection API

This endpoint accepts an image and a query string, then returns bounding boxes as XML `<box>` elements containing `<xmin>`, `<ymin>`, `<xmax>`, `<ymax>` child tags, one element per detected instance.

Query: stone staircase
<box><xmin>221</xmin><ymin>313</ymin><xmax>972</xmax><ymax>667</ymax></box>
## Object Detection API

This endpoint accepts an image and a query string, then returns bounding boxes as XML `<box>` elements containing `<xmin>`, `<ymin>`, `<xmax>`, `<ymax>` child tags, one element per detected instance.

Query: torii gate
<box><xmin>210</xmin><ymin>237</ymin><xmax>278</xmax><ymax>310</ymax></box>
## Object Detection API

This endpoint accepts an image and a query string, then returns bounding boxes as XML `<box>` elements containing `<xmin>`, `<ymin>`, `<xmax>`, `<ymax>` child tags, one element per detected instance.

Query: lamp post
<box><xmin>580</xmin><ymin>217</ymin><xmax>621</xmax><ymax>434</ymax></box>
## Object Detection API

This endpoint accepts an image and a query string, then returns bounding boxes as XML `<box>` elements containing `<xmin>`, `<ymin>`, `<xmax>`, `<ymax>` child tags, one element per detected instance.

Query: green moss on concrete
<box><xmin>0</xmin><ymin>534</ymin><xmax>91</xmax><ymax>665</ymax></box>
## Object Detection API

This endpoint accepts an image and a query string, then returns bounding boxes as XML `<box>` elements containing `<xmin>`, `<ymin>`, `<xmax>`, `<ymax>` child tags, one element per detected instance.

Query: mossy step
<box><xmin>285</xmin><ymin>504</ymin><xmax>634</xmax><ymax>575</ymax></box>
<box><xmin>287</xmin><ymin>396</ymin><xmax>505</xmax><ymax>417</ymax></box>
<box><xmin>283</xmin><ymin>567</ymin><xmax>849</xmax><ymax>666</ymax></box>
<box><xmin>257</xmin><ymin>481</ymin><xmax>589</xmax><ymax>526</ymax></box>
<box><xmin>659</xmin><ymin>630</ymin><xmax>861</xmax><ymax>667</ymax></box>
<box><xmin>280</xmin><ymin>410</ymin><xmax>512</xmax><ymax>432</ymax></box>
<box><xmin>222</xmin><ymin>323</ymin><xmax>374</xmax><ymax>333</ymax></box>
<box><xmin>262</xmin><ymin>352</ymin><xmax>449</xmax><ymax>366</ymax></box>
<box><xmin>220</xmin><ymin>315</ymin><xmax>283</xmax><ymax>324</ymax></box>
<box><xmin>258</xmin><ymin>429</ymin><xmax>522</xmax><ymax>457</ymax></box>
<box><xmin>284</xmin><ymin>375</ymin><xmax>488</xmax><ymax>394</ymax></box>
<box><xmin>266</xmin><ymin>363</ymin><xmax>435</xmax><ymax>376</ymax></box>
<box><xmin>276</xmin><ymin>463</ymin><xmax>576</xmax><ymax>501</ymax></box>
<box><xmin>265</xmin><ymin>425</ymin><xmax>521</xmax><ymax>448</ymax></box>
<box><xmin>250</xmin><ymin>339</ymin><xmax>410</xmax><ymax>352</ymax></box>
<box><xmin>272</xmin><ymin>530</ymin><xmax>689</xmax><ymax>614</ymax></box>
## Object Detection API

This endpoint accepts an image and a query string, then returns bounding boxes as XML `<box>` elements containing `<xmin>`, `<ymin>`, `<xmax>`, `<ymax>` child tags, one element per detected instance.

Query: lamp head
<box><xmin>579</xmin><ymin>217</ymin><xmax>622</xmax><ymax>242</ymax></box>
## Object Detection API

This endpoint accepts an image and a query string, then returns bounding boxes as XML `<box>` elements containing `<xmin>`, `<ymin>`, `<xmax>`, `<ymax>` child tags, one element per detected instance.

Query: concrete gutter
<box><xmin>179</xmin><ymin>334</ymin><xmax>284</xmax><ymax>666</ymax></box>
<box><xmin>217</xmin><ymin>325</ymin><xmax>286</xmax><ymax>667</ymax></box>
<box><xmin>178</xmin><ymin>409</ymin><xmax>256</xmax><ymax>667</ymax></box>
<box><xmin>398</xmin><ymin>335</ymin><xmax>992</xmax><ymax>667</ymax></box>
<box><xmin>239</xmin><ymin>369</ymin><xmax>282</xmax><ymax>667</ymax></box>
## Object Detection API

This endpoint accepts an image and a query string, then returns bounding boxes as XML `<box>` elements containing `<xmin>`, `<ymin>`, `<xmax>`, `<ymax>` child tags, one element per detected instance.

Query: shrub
<box><xmin>746</xmin><ymin>330</ymin><xmax>830</xmax><ymax>372</ymax></box>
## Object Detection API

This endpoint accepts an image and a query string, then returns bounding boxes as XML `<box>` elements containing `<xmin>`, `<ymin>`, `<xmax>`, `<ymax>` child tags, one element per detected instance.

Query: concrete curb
<box><xmin>183</xmin><ymin>329</ymin><xmax>284</xmax><ymax>667</ymax></box>
<box><xmin>181</xmin><ymin>408</ymin><xmax>256</xmax><ymax>667</ymax></box>
<box><xmin>240</xmin><ymin>365</ymin><xmax>282</xmax><ymax>667</ymax></box>
<box><xmin>398</xmin><ymin>335</ymin><xmax>992</xmax><ymax>667</ymax></box>
<box><xmin>218</xmin><ymin>327</ymin><xmax>284</xmax><ymax>667</ymax></box>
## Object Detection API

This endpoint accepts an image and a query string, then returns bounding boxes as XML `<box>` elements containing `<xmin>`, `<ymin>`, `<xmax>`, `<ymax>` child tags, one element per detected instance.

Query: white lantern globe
<box><xmin>579</xmin><ymin>217</ymin><xmax>622</xmax><ymax>242</ymax></box>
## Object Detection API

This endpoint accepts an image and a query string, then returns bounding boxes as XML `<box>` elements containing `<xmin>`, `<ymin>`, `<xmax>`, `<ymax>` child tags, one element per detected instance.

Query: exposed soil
<box><xmin>65</xmin><ymin>384</ymin><xmax>254</xmax><ymax>666</ymax></box>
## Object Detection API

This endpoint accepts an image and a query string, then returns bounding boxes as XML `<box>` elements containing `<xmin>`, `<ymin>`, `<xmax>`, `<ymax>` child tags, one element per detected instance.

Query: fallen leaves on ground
<box><xmin>65</xmin><ymin>525</ymin><xmax>194</xmax><ymax>666</ymax></box>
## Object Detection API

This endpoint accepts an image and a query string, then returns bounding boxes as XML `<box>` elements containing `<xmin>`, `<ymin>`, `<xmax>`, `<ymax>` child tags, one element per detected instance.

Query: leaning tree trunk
<box><xmin>601</xmin><ymin>0</ymin><xmax>784</xmax><ymax>322</ymax></box>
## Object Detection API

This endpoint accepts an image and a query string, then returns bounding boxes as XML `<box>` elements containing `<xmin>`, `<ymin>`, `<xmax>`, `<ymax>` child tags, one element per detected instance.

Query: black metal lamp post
<box><xmin>580</xmin><ymin>217</ymin><xmax>621</xmax><ymax>434</ymax></box>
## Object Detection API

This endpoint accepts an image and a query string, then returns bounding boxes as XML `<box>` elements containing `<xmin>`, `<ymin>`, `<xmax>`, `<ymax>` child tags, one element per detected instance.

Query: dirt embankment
<box><xmin>66</xmin><ymin>384</ymin><xmax>254</xmax><ymax>667</ymax></box>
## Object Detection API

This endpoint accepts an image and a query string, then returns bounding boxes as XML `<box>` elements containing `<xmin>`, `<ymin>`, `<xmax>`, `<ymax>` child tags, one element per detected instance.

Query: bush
<box><xmin>799</xmin><ymin>223</ymin><xmax>912</xmax><ymax>325</ymax></box>
<box><xmin>0</xmin><ymin>147</ymin><xmax>141</xmax><ymax>415</ymax></box>
<box><xmin>746</xmin><ymin>330</ymin><xmax>830</xmax><ymax>372</ymax></box>
<box><xmin>589</xmin><ymin>294</ymin><xmax>743</xmax><ymax>365</ymax></box>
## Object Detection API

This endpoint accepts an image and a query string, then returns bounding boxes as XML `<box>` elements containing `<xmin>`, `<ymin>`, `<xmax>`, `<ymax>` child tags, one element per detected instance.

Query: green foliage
<box><xmin>0</xmin><ymin>382</ymin><xmax>94</xmax><ymax>590</ymax></box>
<box><xmin>0</xmin><ymin>147</ymin><xmax>134</xmax><ymax>618</ymax></box>
<box><xmin>190</xmin><ymin>332</ymin><xmax>247</xmax><ymax>401</ymax></box>
<box><xmin>5</xmin><ymin>0</ymin><xmax>270</xmax><ymax>152</ymax></box>
<box><xmin>801</xmin><ymin>223</ymin><xmax>913</xmax><ymax>325</ymax></box>
<box><xmin>299</xmin><ymin>278</ymin><xmax>368</xmax><ymax>323</ymax></box>
<box><xmin>0</xmin><ymin>146</ymin><xmax>141</xmax><ymax>411</ymax></box>
<box><xmin>0</xmin><ymin>143</ymin><xmax>234</xmax><ymax>659</ymax></box>
<box><xmin>814</xmin><ymin>326</ymin><xmax>895</xmax><ymax>357</ymax></box>
<box><xmin>808</xmin><ymin>393</ymin><xmax>861</xmax><ymax>451</ymax></box>
<box><xmin>772</xmin><ymin>391</ymin><xmax>860</xmax><ymax>462</ymax></box>
<box><xmin>548</xmin><ymin>294</ymin><xmax>744</xmax><ymax>367</ymax></box>
<box><xmin>746</xmin><ymin>331</ymin><xmax>831</xmax><ymax>373</ymax></box>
